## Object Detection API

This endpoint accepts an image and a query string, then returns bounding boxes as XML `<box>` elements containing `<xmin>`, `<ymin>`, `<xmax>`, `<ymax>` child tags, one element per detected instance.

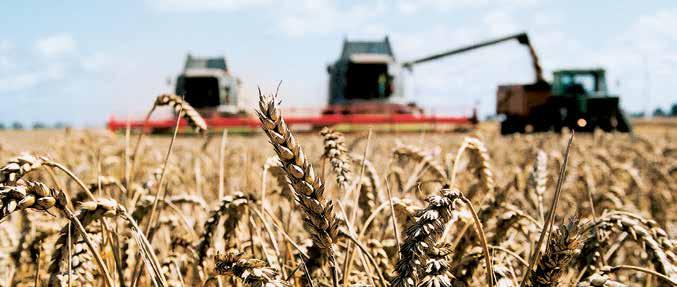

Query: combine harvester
<box><xmin>108</xmin><ymin>32</ymin><xmax>631</xmax><ymax>134</ymax></box>
<box><xmin>109</xmin><ymin>37</ymin><xmax>485</xmax><ymax>133</ymax></box>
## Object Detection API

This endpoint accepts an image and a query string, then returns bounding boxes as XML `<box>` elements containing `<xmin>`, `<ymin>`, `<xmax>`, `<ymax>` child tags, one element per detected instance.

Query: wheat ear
<box><xmin>256</xmin><ymin>90</ymin><xmax>340</xmax><ymax>281</ymax></box>
<box><xmin>214</xmin><ymin>250</ymin><xmax>289</xmax><ymax>287</ymax></box>
<box><xmin>350</xmin><ymin>155</ymin><xmax>382</xmax><ymax>223</ymax></box>
<box><xmin>577</xmin><ymin>212</ymin><xmax>675</xmax><ymax>279</ymax></box>
<box><xmin>450</xmin><ymin>137</ymin><xmax>495</xmax><ymax>194</ymax></box>
<box><xmin>525</xmin><ymin>217</ymin><xmax>583</xmax><ymax>287</ymax></box>
<box><xmin>0</xmin><ymin>181</ymin><xmax>58</xmax><ymax>221</ymax></box>
<box><xmin>155</xmin><ymin>94</ymin><xmax>208</xmax><ymax>132</ymax></box>
<box><xmin>195</xmin><ymin>193</ymin><xmax>250</xmax><ymax>271</ymax></box>
<box><xmin>0</xmin><ymin>154</ymin><xmax>48</xmax><ymax>184</ymax></box>
<box><xmin>420</xmin><ymin>244</ymin><xmax>455</xmax><ymax>287</ymax></box>
<box><xmin>264</xmin><ymin>156</ymin><xmax>294</xmax><ymax>200</ymax></box>
<box><xmin>49</xmin><ymin>198</ymin><xmax>167</xmax><ymax>287</ymax></box>
<box><xmin>577</xmin><ymin>272</ymin><xmax>628</xmax><ymax>287</ymax></box>
<box><xmin>391</xmin><ymin>186</ymin><xmax>461</xmax><ymax>287</ymax></box>
<box><xmin>529</xmin><ymin>150</ymin><xmax>548</xmax><ymax>222</ymax></box>
<box><xmin>320</xmin><ymin>127</ymin><xmax>353</xmax><ymax>192</ymax></box>
<box><xmin>393</xmin><ymin>144</ymin><xmax>447</xmax><ymax>181</ymax></box>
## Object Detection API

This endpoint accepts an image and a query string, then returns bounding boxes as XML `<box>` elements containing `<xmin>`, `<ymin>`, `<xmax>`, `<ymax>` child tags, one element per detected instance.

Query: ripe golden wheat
<box><xmin>0</xmin><ymin>91</ymin><xmax>674</xmax><ymax>287</ymax></box>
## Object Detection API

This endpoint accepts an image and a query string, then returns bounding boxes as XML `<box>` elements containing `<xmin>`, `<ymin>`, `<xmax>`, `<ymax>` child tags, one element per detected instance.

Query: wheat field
<box><xmin>0</xmin><ymin>94</ymin><xmax>674</xmax><ymax>287</ymax></box>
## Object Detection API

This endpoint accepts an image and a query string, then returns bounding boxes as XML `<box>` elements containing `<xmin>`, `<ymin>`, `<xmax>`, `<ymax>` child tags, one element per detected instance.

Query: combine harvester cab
<box><xmin>175</xmin><ymin>54</ymin><xmax>245</xmax><ymax>117</ymax></box>
<box><xmin>107</xmin><ymin>54</ymin><xmax>259</xmax><ymax>134</ymax></box>
<box><xmin>321</xmin><ymin>36</ymin><xmax>476</xmax><ymax>132</ymax></box>
<box><xmin>327</xmin><ymin>36</ymin><xmax>413</xmax><ymax>114</ymax></box>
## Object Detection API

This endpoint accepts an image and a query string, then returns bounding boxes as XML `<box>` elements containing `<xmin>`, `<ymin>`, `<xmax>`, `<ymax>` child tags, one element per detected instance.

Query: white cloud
<box><xmin>145</xmin><ymin>0</ymin><xmax>273</xmax><ymax>12</ymax></box>
<box><xmin>0</xmin><ymin>40</ymin><xmax>14</xmax><ymax>72</ymax></box>
<box><xmin>81</xmin><ymin>52</ymin><xmax>113</xmax><ymax>72</ymax></box>
<box><xmin>0</xmin><ymin>72</ymin><xmax>41</xmax><ymax>93</ymax></box>
<box><xmin>395</xmin><ymin>0</ymin><xmax>488</xmax><ymax>15</ymax></box>
<box><xmin>395</xmin><ymin>0</ymin><xmax>542</xmax><ymax>15</ymax></box>
<box><xmin>0</xmin><ymin>35</ymin><xmax>76</xmax><ymax>93</ymax></box>
<box><xmin>0</xmin><ymin>41</ymin><xmax>11</xmax><ymax>52</ymax></box>
<box><xmin>597</xmin><ymin>8</ymin><xmax>677</xmax><ymax>112</ymax></box>
<box><xmin>0</xmin><ymin>64</ymin><xmax>65</xmax><ymax>93</ymax></box>
<box><xmin>483</xmin><ymin>10</ymin><xmax>521</xmax><ymax>36</ymax></box>
<box><xmin>278</xmin><ymin>0</ymin><xmax>386</xmax><ymax>37</ymax></box>
<box><xmin>36</xmin><ymin>34</ymin><xmax>77</xmax><ymax>58</ymax></box>
<box><xmin>632</xmin><ymin>9</ymin><xmax>677</xmax><ymax>40</ymax></box>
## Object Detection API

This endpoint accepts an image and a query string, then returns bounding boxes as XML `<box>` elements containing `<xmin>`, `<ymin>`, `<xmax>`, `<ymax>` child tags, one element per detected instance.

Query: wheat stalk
<box><xmin>161</xmin><ymin>253</ymin><xmax>185</xmax><ymax>287</ymax></box>
<box><xmin>521</xmin><ymin>132</ymin><xmax>574</xmax><ymax>286</ymax></box>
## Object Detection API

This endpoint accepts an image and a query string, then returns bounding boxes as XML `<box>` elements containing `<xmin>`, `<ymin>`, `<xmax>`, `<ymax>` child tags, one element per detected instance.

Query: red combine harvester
<box><xmin>109</xmin><ymin>33</ymin><xmax>545</xmax><ymax>133</ymax></box>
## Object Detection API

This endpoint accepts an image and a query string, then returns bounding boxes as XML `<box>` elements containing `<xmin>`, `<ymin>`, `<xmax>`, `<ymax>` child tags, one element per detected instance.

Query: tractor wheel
<box><xmin>615</xmin><ymin>110</ymin><xmax>632</xmax><ymax>132</ymax></box>
<box><xmin>500</xmin><ymin>117</ymin><xmax>525</xmax><ymax>135</ymax></box>
<box><xmin>598</xmin><ymin>116</ymin><xmax>614</xmax><ymax>132</ymax></box>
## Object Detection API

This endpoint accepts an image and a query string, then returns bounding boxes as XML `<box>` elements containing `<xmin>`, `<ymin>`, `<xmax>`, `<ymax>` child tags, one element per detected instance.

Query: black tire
<box><xmin>501</xmin><ymin>116</ymin><xmax>525</xmax><ymax>135</ymax></box>
<box><xmin>615</xmin><ymin>110</ymin><xmax>632</xmax><ymax>133</ymax></box>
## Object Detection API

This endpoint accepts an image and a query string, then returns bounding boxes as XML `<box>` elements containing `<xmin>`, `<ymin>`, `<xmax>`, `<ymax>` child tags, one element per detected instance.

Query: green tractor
<box><xmin>497</xmin><ymin>68</ymin><xmax>632</xmax><ymax>134</ymax></box>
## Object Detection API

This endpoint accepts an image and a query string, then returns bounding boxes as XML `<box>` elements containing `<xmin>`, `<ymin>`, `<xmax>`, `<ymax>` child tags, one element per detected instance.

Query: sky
<box><xmin>1</xmin><ymin>0</ymin><xmax>676</xmax><ymax>127</ymax></box>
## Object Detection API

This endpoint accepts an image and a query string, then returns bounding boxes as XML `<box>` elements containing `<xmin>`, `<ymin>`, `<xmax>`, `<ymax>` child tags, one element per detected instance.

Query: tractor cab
<box><xmin>175</xmin><ymin>55</ymin><xmax>244</xmax><ymax>116</ymax></box>
<box><xmin>552</xmin><ymin>69</ymin><xmax>608</xmax><ymax>97</ymax></box>
<box><xmin>549</xmin><ymin>68</ymin><xmax>630</xmax><ymax>132</ymax></box>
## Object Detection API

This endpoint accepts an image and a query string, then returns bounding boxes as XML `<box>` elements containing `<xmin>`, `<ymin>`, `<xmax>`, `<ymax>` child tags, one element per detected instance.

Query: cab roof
<box><xmin>184</xmin><ymin>54</ymin><xmax>228</xmax><ymax>72</ymax></box>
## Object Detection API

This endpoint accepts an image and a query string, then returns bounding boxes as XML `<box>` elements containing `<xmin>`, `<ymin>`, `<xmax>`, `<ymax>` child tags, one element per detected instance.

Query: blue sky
<box><xmin>1</xmin><ymin>0</ymin><xmax>675</xmax><ymax>126</ymax></box>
